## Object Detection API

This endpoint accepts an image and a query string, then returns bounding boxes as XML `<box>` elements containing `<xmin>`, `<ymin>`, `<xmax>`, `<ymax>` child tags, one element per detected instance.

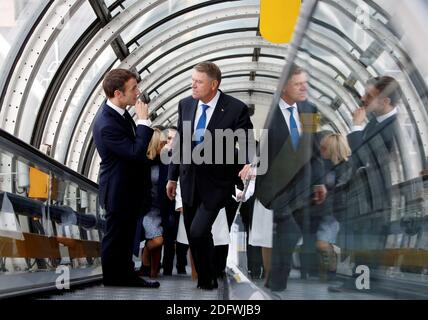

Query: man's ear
<box><xmin>113</xmin><ymin>89</ymin><xmax>123</xmax><ymax>99</ymax></box>
<box><xmin>211</xmin><ymin>80</ymin><xmax>219</xmax><ymax>91</ymax></box>
<box><xmin>383</xmin><ymin>97</ymin><xmax>391</xmax><ymax>107</ymax></box>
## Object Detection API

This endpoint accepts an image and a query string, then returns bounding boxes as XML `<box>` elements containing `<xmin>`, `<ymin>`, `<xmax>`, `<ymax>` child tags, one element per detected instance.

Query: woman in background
<box><xmin>139</xmin><ymin>128</ymin><xmax>168</xmax><ymax>278</ymax></box>
<box><xmin>317</xmin><ymin>132</ymin><xmax>352</xmax><ymax>281</ymax></box>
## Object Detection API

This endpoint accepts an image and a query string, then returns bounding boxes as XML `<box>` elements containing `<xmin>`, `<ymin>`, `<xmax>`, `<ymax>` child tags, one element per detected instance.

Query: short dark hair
<box><xmin>194</xmin><ymin>61</ymin><xmax>221</xmax><ymax>86</ymax></box>
<box><xmin>367</xmin><ymin>76</ymin><xmax>402</xmax><ymax>106</ymax></box>
<box><xmin>286</xmin><ymin>63</ymin><xmax>305</xmax><ymax>83</ymax></box>
<box><xmin>103</xmin><ymin>69</ymin><xmax>138</xmax><ymax>98</ymax></box>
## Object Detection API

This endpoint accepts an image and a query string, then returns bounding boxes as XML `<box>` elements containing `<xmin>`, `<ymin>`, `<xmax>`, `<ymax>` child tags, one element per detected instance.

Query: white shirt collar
<box><xmin>279</xmin><ymin>98</ymin><xmax>297</xmax><ymax>112</ymax></box>
<box><xmin>376</xmin><ymin>107</ymin><xmax>397</xmax><ymax>123</ymax></box>
<box><xmin>198</xmin><ymin>90</ymin><xmax>221</xmax><ymax>109</ymax></box>
<box><xmin>106</xmin><ymin>99</ymin><xmax>125</xmax><ymax>116</ymax></box>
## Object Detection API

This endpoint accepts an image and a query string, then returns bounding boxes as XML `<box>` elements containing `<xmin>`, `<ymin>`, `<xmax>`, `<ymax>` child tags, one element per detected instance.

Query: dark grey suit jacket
<box><xmin>347</xmin><ymin>114</ymin><xmax>398</xmax><ymax>214</ymax></box>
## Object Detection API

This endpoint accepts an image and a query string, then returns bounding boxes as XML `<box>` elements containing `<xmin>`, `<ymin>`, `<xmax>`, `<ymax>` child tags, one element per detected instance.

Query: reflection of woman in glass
<box><xmin>318</xmin><ymin>132</ymin><xmax>352</xmax><ymax>281</ymax></box>
<box><xmin>140</xmin><ymin>128</ymin><xmax>168</xmax><ymax>278</ymax></box>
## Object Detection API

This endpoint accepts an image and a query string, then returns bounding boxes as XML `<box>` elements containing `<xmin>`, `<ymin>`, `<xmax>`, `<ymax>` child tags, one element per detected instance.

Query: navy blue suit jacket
<box><xmin>93</xmin><ymin>103</ymin><xmax>154</xmax><ymax>214</ymax></box>
<box><xmin>168</xmin><ymin>91</ymin><xmax>254</xmax><ymax>211</ymax></box>
<box><xmin>255</xmin><ymin>100</ymin><xmax>324</xmax><ymax>216</ymax></box>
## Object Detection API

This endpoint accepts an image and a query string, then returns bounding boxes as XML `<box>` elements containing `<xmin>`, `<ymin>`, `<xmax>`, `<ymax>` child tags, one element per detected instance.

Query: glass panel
<box><xmin>124</xmin><ymin>0</ymin><xmax>259</xmax><ymax>45</ymax></box>
<box><xmin>138</xmin><ymin>32</ymin><xmax>258</xmax><ymax>76</ymax></box>
<box><xmin>0</xmin><ymin>1</ymin><xmax>49</xmax><ymax>86</ymax></box>
<box><xmin>242</xmin><ymin>0</ymin><xmax>428</xmax><ymax>300</ymax></box>
<box><xmin>316</xmin><ymin>1</ymin><xmax>374</xmax><ymax>51</ymax></box>
<box><xmin>19</xmin><ymin>1</ymin><xmax>97</xmax><ymax>139</ymax></box>
<box><xmin>52</xmin><ymin>46</ymin><xmax>117</xmax><ymax>163</ymax></box>
<box><xmin>0</xmin><ymin>131</ymin><xmax>102</xmax><ymax>293</ymax></box>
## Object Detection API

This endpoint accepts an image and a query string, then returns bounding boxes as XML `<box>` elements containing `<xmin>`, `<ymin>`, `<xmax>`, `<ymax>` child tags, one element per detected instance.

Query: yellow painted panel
<box><xmin>260</xmin><ymin>0</ymin><xmax>301</xmax><ymax>44</ymax></box>
<box><xmin>28</xmin><ymin>167</ymin><xmax>49</xmax><ymax>199</ymax></box>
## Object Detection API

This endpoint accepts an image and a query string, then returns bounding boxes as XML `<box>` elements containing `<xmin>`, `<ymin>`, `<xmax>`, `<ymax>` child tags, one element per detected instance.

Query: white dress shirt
<box><xmin>193</xmin><ymin>90</ymin><xmax>221</xmax><ymax>132</ymax></box>
<box><xmin>278</xmin><ymin>98</ymin><xmax>302</xmax><ymax>135</ymax></box>
<box><xmin>352</xmin><ymin>107</ymin><xmax>397</xmax><ymax>132</ymax></box>
<box><xmin>106</xmin><ymin>99</ymin><xmax>151</xmax><ymax>127</ymax></box>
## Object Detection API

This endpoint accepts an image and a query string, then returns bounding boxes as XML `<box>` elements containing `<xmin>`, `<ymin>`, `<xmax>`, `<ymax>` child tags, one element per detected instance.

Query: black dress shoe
<box><xmin>104</xmin><ymin>277</ymin><xmax>160</xmax><ymax>288</ymax></box>
<box><xmin>197</xmin><ymin>278</ymin><xmax>217</xmax><ymax>290</ymax></box>
<box><xmin>136</xmin><ymin>278</ymin><xmax>160</xmax><ymax>288</ymax></box>
<box><xmin>197</xmin><ymin>283</ymin><xmax>214</xmax><ymax>290</ymax></box>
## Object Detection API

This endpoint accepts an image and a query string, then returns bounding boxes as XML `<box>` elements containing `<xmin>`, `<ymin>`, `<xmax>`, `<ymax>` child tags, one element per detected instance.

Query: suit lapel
<box><xmin>103</xmin><ymin>104</ymin><xmax>135</xmax><ymax>138</ymax></box>
<box><xmin>185</xmin><ymin>99</ymin><xmax>198</xmax><ymax>136</ymax></box>
<box><xmin>363</xmin><ymin>115</ymin><xmax>396</xmax><ymax>141</ymax></box>
<box><xmin>206</xmin><ymin>92</ymin><xmax>228</xmax><ymax>132</ymax></box>
<box><xmin>268</xmin><ymin>105</ymin><xmax>291</xmax><ymax>161</ymax></box>
<box><xmin>374</xmin><ymin>114</ymin><xmax>396</xmax><ymax>135</ymax></box>
<box><xmin>277</xmin><ymin>105</ymin><xmax>290</xmax><ymax>137</ymax></box>
<box><xmin>363</xmin><ymin>118</ymin><xmax>378</xmax><ymax>140</ymax></box>
<box><xmin>273</xmin><ymin>105</ymin><xmax>290</xmax><ymax>140</ymax></box>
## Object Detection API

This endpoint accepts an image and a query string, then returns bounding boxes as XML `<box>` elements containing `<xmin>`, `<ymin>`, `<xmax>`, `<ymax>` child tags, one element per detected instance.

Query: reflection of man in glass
<box><xmin>347</xmin><ymin>76</ymin><xmax>402</xmax><ymax>217</ymax></box>
<box><xmin>331</xmin><ymin>76</ymin><xmax>403</xmax><ymax>293</ymax></box>
<box><xmin>349</xmin><ymin>76</ymin><xmax>401</xmax><ymax>154</ymax></box>
<box><xmin>256</xmin><ymin>64</ymin><xmax>326</xmax><ymax>291</ymax></box>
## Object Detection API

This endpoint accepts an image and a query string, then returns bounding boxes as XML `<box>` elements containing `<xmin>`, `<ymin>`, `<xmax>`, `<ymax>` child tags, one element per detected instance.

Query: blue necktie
<box><xmin>194</xmin><ymin>104</ymin><xmax>209</xmax><ymax>145</ymax></box>
<box><xmin>288</xmin><ymin>106</ymin><xmax>300</xmax><ymax>150</ymax></box>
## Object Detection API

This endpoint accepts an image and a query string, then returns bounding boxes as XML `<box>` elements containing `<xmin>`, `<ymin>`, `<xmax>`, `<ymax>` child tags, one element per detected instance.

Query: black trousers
<box><xmin>183</xmin><ymin>201</ymin><xmax>220</xmax><ymax>285</ymax></box>
<box><xmin>269</xmin><ymin>208</ymin><xmax>319</xmax><ymax>290</ymax></box>
<box><xmin>101</xmin><ymin>210</ymin><xmax>139</xmax><ymax>282</ymax></box>
<box><xmin>162</xmin><ymin>212</ymin><xmax>189</xmax><ymax>273</ymax></box>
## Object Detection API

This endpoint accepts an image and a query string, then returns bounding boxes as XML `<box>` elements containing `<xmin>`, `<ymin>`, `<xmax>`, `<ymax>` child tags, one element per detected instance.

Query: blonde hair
<box><xmin>320</xmin><ymin>133</ymin><xmax>351</xmax><ymax>165</ymax></box>
<box><xmin>147</xmin><ymin>128</ymin><xmax>167</xmax><ymax>160</ymax></box>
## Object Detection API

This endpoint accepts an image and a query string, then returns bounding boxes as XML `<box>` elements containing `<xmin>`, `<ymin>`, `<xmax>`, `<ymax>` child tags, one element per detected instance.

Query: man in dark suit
<box><xmin>166</xmin><ymin>61</ymin><xmax>254</xmax><ymax>290</ymax></box>
<box><xmin>255</xmin><ymin>64</ymin><xmax>326</xmax><ymax>291</ymax></box>
<box><xmin>329</xmin><ymin>76</ymin><xmax>402</xmax><ymax>293</ymax></box>
<box><xmin>92</xmin><ymin>69</ymin><xmax>159</xmax><ymax>288</ymax></box>
<box><xmin>347</xmin><ymin>76</ymin><xmax>400</xmax><ymax>205</ymax></box>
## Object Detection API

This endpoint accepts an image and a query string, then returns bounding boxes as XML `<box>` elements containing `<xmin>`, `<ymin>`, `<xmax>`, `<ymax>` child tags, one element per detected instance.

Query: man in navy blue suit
<box><xmin>256</xmin><ymin>64</ymin><xmax>327</xmax><ymax>291</ymax></box>
<box><xmin>93</xmin><ymin>69</ymin><xmax>159</xmax><ymax>288</ymax></box>
<box><xmin>166</xmin><ymin>62</ymin><xmax>254</xmax><ymax>290</ymax></box>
